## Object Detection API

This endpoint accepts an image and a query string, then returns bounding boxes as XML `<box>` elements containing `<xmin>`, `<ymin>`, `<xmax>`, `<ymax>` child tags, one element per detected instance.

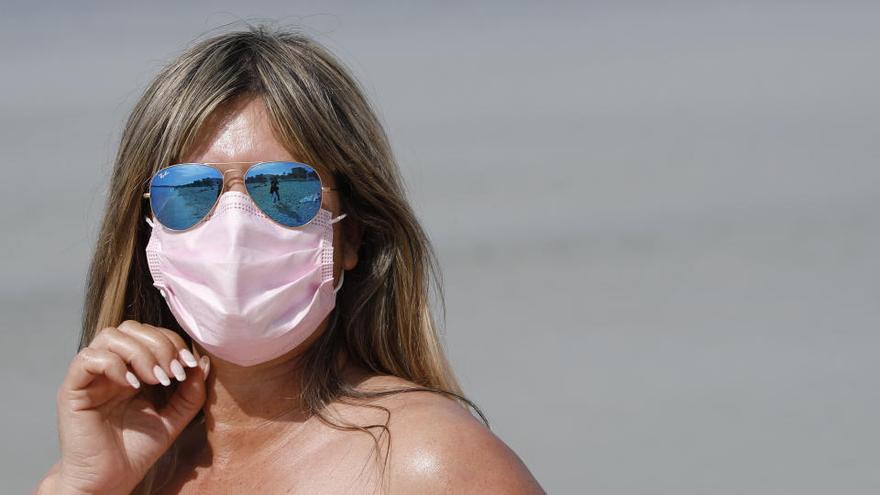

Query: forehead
<box><xmin>179</xmin><ymin>95</ymin><xmax>325</xmax><ymax>178</ymax></box>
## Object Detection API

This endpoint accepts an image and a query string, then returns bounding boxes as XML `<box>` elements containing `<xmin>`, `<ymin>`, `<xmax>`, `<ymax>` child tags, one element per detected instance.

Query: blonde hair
<box><xmin>79</xmin><ymin>22</ymin><xmax>485</xmax><ymax>493</ymax></box>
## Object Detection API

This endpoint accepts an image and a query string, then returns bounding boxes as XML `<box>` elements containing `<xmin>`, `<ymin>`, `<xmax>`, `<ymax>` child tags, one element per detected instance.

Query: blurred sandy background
<box><xmin>2</xmin><ymin>1</ymin><xmax>879</xmax><ymax>493</ymax></box>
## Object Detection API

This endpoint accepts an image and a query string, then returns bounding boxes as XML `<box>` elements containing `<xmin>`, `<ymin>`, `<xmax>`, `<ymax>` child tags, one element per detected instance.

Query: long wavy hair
<box><xmin>78</xmin><ymin>22</ymin><xmax>486</xmax><ymax>493</ymax></box>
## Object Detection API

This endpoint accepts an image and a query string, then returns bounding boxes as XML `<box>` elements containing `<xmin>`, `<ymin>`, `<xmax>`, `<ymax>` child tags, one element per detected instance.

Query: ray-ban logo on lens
<box><xmin>158</xmin><ymin>170</ymin><xmax>169</xmax><ymax>179</ymax></box>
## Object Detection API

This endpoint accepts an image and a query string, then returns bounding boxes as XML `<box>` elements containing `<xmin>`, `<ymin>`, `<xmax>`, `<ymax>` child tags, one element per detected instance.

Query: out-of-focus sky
<box><xmin>2</xmin><ymin>2</ymin><xmax>879</xmax><ymax>493</ymax></box>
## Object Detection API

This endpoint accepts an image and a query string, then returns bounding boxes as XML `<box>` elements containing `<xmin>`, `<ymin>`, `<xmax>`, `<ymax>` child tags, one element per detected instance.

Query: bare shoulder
<box><xmin>339</xmin><ymin>374</ymin><xmax>546</xmax><ymax>494</ymax></box>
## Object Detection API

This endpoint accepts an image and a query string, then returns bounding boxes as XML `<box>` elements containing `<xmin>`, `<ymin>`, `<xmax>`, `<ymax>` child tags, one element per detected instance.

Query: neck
<box><xmin>188</xmin><ymin>341</ymin><xmax>328</xmax><ymax>469</ymax></box>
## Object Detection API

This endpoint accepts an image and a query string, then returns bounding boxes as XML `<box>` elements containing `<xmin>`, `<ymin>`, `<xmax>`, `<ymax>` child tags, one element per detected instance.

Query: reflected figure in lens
<box><xmin>269</xmin><ymin>176</ymin><xmax>281</xmax><ymax>203</ymax></box>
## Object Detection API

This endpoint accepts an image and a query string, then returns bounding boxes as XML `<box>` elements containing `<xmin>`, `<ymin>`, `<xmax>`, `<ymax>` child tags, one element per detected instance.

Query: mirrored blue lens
<box><xmin>149</xmin><ymin>164</ymin><xmax>223</xmax><ymax>230</ymax></box>
<box><xmin>244</xmin><ymin>161</ymin><xmax>323</xmax><ymax>227</ymax></box>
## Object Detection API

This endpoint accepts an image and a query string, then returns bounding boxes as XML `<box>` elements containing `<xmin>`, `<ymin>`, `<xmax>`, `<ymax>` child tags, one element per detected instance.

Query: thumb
<box><xmin>157</xmin><ymin>353</ymin><xmax>209</xmax><ymax>438</ymax></box>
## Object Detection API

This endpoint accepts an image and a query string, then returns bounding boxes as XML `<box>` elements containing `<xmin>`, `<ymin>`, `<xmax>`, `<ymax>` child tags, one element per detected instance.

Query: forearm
<box><xmin>33</xmin><ymin>461</ymin><xmax>97</xmax><ymax>495</ymax></box>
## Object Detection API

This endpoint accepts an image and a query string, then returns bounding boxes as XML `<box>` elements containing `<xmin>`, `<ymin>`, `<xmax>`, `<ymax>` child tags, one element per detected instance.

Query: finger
<box><xmin>89</xmin><ymin>326</ymin><xmax>171</xmax><ymax>387</ymax></box>
<box><xmin>61</xmin><ymin>347</ymin><xmax>137</xmax><ymax>398</ymax></box>
<box><xmin>117</xmin><ymin>320</ymin><xmax>187</xmax><ymax>382</ymax></box>
<box><xmin>141</xmin><ymin>323</ymin><xmax>199</xmax><ymax>369</ymax></box>
<box><xmin>156</xmin><ymin>355</ymin><xmax>209</xmax><ymax>440</ymax></box>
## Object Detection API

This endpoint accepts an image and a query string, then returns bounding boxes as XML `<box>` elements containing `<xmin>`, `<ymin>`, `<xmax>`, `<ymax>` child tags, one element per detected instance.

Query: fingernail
<box><xmin>125</xmin><ymin>371</ymin><xmax>141</xmax><ymax>389</ymax></box>
<box><xmin>170</xmin><ymin>359</ymin><xmax>186</xmax><ymax>382</ymax></box>
<box><xmin>153</xmin><ymin>364</ymin><xmax>171</xmax><ymax>386</ymax></box>
<box><xmin>200</xmin><ymin>356</ymin><xmax>210</xmax><ymax>376</ymax></box>
<box><xmin>179</xmin><ymin>348</ymin><xmax>198</xmax><ymax>368</ymax></box>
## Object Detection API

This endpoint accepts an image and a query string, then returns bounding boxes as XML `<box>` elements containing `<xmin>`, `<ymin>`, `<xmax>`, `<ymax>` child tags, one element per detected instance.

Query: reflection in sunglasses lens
<box><xmin>150</xmin><ymin>164</ymin><xmax>223</xmax><ymax>230</ymax></box>
<box><xmin>244</xmin><ymin>162</ymin><xmax>322</xmax><ymax>227</ymax></box>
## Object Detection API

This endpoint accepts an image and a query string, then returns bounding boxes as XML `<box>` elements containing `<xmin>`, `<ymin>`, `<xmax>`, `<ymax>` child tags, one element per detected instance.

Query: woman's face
<box><xmin>178</xmin><ymin>94</ymin><xmax>361</xmax><ymax>292</ymax></box>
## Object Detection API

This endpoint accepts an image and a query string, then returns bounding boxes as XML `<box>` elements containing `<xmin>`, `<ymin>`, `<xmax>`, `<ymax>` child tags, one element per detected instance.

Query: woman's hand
<box><xmin>43</xmin><ymin>321</ymin><xmax>210</xmax><ymax>495</ymax></box>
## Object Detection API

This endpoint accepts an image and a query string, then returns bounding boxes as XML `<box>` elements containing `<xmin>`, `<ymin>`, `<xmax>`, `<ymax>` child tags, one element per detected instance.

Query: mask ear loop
<box><xmin>333</xmin><ymin>269</ymin><xmax>345</xmax><ymax>294</ymax></box>
<box><xmin>145</xmin><ymin>216</ymin><xmax>154</xmax><ymax>228</ymax></box>
<box><xmin>329</xmin><ymin>212</ymin><xmax>347</xmax><ymax>294</ymax></box>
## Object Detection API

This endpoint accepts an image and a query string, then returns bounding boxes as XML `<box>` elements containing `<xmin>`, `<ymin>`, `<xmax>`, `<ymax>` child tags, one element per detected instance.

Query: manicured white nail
<box><xmin>200</xmin><ymin>356</ymin><xmax>210</xmax><ymax>376</ymax></box>
<box><xmin>125</xmin><ymin>371</ymin><xmax>140</xmax><ymax>389</ymax></box>
<box><xmin>179</xmin><ymin>348</ymin><xmax>198</xmax><ymax>368</ymax></box>
<box><xmin>153</xmin><ymin>365</ymin><xmax>171</xmax><ymax>386</ymax></box>
<box><xmin>170</xmin><ymin>359</ymin><xmax>186</xmax><ymax>381</ymax></box>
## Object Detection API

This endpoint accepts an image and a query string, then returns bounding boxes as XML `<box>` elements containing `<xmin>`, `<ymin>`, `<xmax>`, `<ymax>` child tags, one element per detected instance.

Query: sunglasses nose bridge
<box><xmin>220</xmin><ymin>168</ymin><xmax>247</xmax><ymax>193</ymax></box>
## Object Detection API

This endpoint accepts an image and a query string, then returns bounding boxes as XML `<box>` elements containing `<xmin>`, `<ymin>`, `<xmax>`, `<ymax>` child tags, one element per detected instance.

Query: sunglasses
<box><xmin>143</xmin><ymin>161</ymin><xmax>338</xmax><ymax>231</ymax></box>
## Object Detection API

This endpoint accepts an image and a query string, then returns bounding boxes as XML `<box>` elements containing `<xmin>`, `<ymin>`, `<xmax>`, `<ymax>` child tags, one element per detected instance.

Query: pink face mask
<box><xmin>144</xmin><ymin>191</ymin><xmax>346</xmax><ymax>366</ymax></box>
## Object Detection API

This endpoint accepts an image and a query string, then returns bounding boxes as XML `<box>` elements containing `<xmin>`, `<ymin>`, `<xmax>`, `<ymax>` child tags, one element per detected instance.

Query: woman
<box><xmin>34</xmin><ymin>25</ymin><xmax>544</xmax><ymax>494</ymax></box>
